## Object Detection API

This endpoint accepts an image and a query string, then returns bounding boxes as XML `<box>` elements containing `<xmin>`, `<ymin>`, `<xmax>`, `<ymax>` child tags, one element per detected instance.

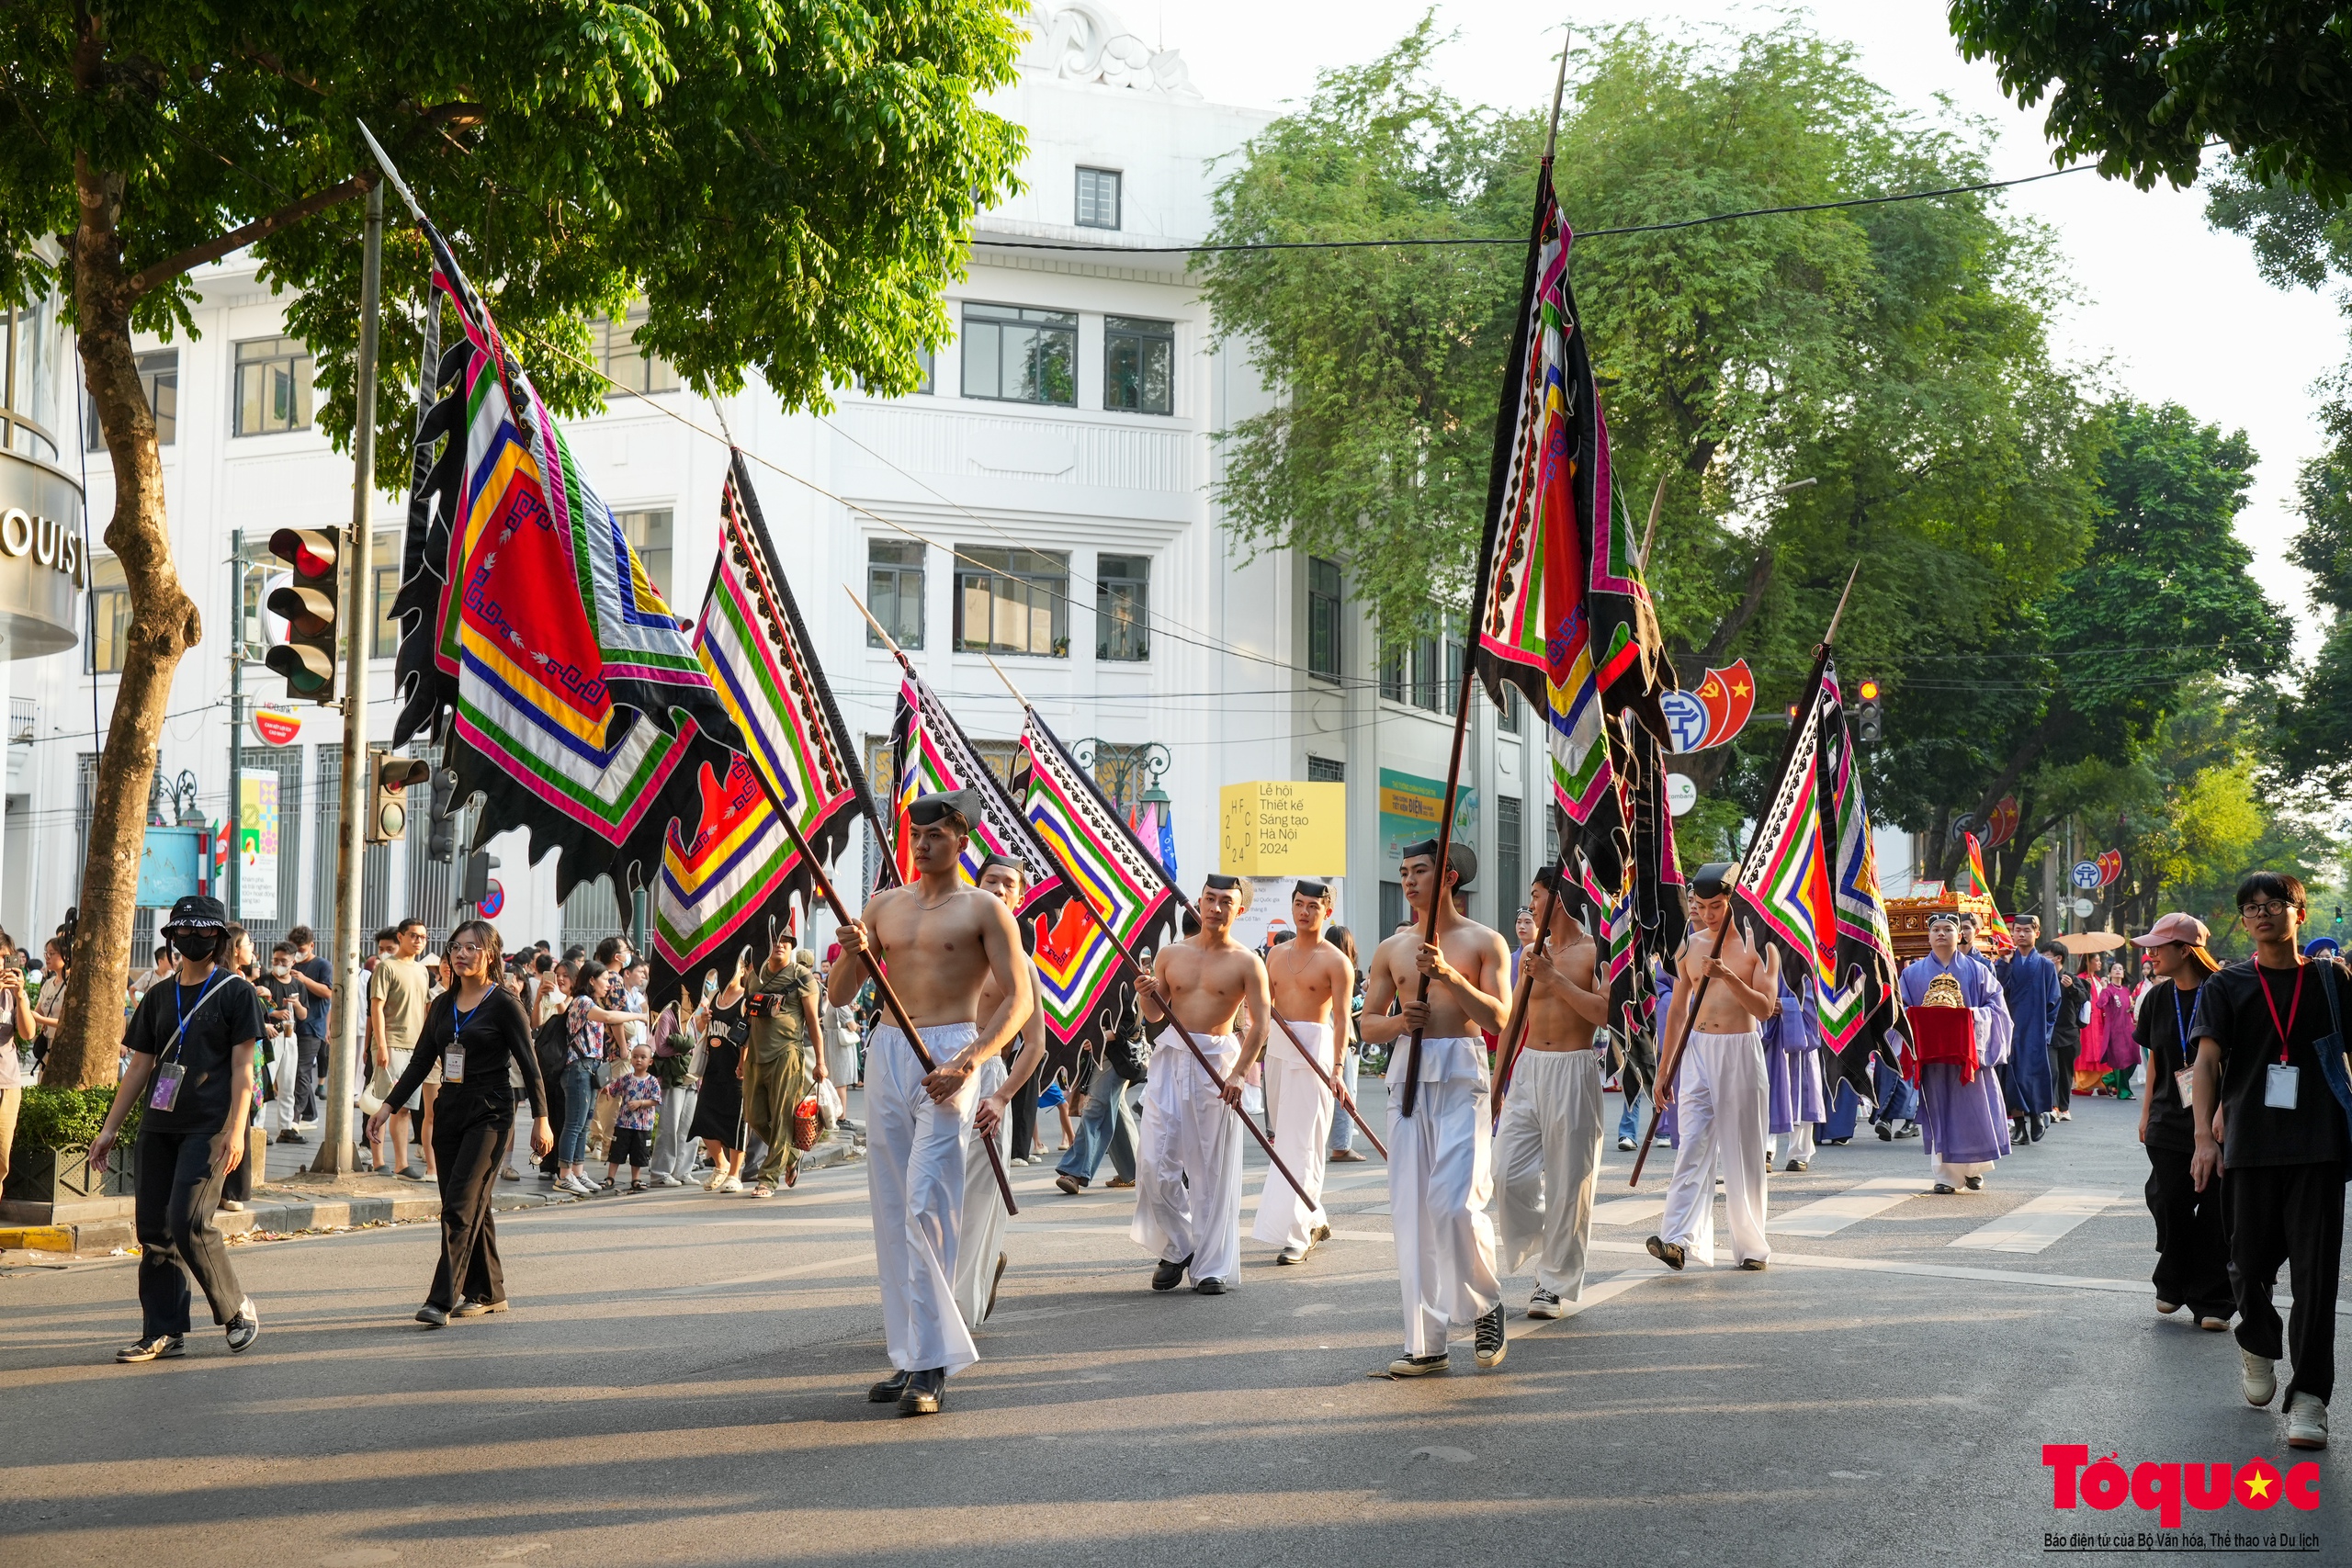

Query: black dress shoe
<box><xmin>899</xmin><ymin>1367</ymin><xmax>944</xmax><ymax>1416</ymax></box>
<box><xmin>1151</xmin><ymin>1254</ymin><xmax>1193</xmax><ymax>1292</ymax></box>
<box><xmin>1932</xmin><ymin>1182</ymin><xmax>1957</xmax><ymax>1195</ymax></box>
<box><xmin>1645</xmin><ymin>1235</ymin><xmax>1686</xmax><ymax>1272</ymax></box>
<box><xmin>1874</xmin><ymin>1122</ymin><xmax>1893</xmax><ymax>1142</ymax></box>
<box><xmin>1194</xmin><ymin>1277</ymin><xmax>1227</xmax><ymax>1296</ymax></box>
<box><xmin>1964</xmin><ymin>1175</ymin><xmax>1984</xmax><ymax>1191</ymax></box>
<box><xmin>868</xmin><ymin>1369</ymin><xmax>911</xmax><ymax>1403</ymax></box>
<box><xmin>2029</xmin><ymin>1115</ymin><xmax>2047</xmax><ymax>1143</ymax></box>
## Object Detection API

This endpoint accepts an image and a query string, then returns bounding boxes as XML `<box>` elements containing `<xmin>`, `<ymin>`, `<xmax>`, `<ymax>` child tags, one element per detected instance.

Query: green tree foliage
<box><xmin>1948</xmin><ymin>2</ymin><xmax>2352</xmax><ymax>202</ymax></box>
<box><xmin>0</xmin><ymin>2</ymin><xmax>1026</xmax><ymax>1086</ymax></box>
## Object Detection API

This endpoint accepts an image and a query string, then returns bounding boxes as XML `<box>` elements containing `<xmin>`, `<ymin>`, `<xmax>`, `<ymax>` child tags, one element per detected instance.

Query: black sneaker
<box><xmin>1645</xmin><ymin>1235</ymin><xmax>1686</xmax><ymax>1271</ymax></box>
<box><xmin>899</xmin><ymin>1367</ymin><xmax>944</xmax><ymax>1416</ymax></box>
<box><xmin>868</xmin><ymin>1369</ymin><xmax>910</xmax><ymax>1404</ymax></box>
<box><xmin>225</xmin><ymin>1300</ymin><xmax>260</xmax><ymax>1353</ymax></box>
<box><xmin>1386</xmin><ymin>1353</ymin><xmax>1449</xmax><ymax>1377</ymax></box>
<box><xmin>1474</xmin><ymin>1304</ymin><xmax>1507</xmax><ymax>1367</ymax></box>
<box><xmin>1874</xmin><ymin>1121</ymin><xmax>1894</xmax><ymax>1142</ymax></box>
<box><xmin>1151</xmin><ymin>1254</ymin><xmax>1192</xmax><ymax>1292</ymax></box>
<box><xmin>115</xmin><ymin>1334</ymin><xmax>184</xmax><ymax>1363</ymax></box>
<box><xmin>1526</xmin><ymin>1289</ymin><xmax>1564</xmax><ymax>1320</ymax></box>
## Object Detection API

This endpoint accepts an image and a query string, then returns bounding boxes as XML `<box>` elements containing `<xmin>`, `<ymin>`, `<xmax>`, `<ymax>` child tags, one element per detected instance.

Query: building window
<box><xmin>1374</xmin><ymin>611</ymin><xmax>1448</xmax><ymax>709</ymax></box>
<box><xmin>87</xmin><ymin>555</ymin><xmax>130</xmax><ymax>674</ymax></box>
<box><xmin>961</xmin><ymin>303</ymin><xmax>1077</xmax><ymax>406</ymax></box>
<box><xmin>1096</xmin><ymin>553</ymin><xmax>1150</xmax><ymax>662</ymax></box>
<box><xmin>233</xmin><ymin>336</ymin><xmax>313</xmax><ymax>435</ymax></box>
<box><xmin>956</xmin><ymin>547</ymin><xmax>1069</xmax><ymax>657</ymax></box>
<box><xmin>1498</xmin><ymin>794</ymin><xmax>1523</xmax><ymax>909</ymax></box>
<box><xmin>1104</xmin><ymin>317</ymin><xmax>1173</xmax><ymax>415</ymax></box>
<box><xmin>85</xmin><ymin>348</ymin><xmax>178</xmax><ymax>449</ymax></box>
<box><xmin>1308</xmin><ymin>557</ymin><xmax>1343</xmax><ymax>682</ymax></box>
<box><xmin>616</xmin><ymin>508</ymin><xmax>673</xmax><ymax>604</ymax></box>
<box><xmin>1076</xmin><ymin>167</ymin><xmax>1123</xmax><ymax>230</ymax></box>
<box><xmin>599</xmin><ymin>306</ymin><xmax>680</xmax><ymax>395</ymax></box>
<box><xmin>868</xmin><ymin>539</ymin><xmax>925</xmax><ymax>649</ymax></box>
<box><xmin>913</xmin><ymin>345</ymin><xmax>934</xmax><ymax>394</ymax></box>
<box><xmin>1380</xmin><ymin>879</ymin><xmax>1404</xmax><ymax>938</ymax></box>
<box><xmin>1306</xmin><ymin>755</ymin><xmax>1345</xmax><ymax>784</ymax></box>
<box><xmin>372</xmin><ymin>532</ymin><xmax>401</xmax><ymax>658</ymax></box>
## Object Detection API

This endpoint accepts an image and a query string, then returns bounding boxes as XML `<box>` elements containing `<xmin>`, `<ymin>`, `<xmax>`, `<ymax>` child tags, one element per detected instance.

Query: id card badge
<box><xmin>442</xmin><ymin>1045</ymin><xmax>465</xmax><ymax>1084</ymax></box>
<box><xmin>2266</xmin><ymin>1062</ymin><xmax>2300</xmax><ymax>1111</ymax></box>
<box><xmin>149</xmin><ymin>1062</ymin><xmax>185</xmax><ymax>1111</ymax></box>
<box><xmin>2176</xmin><ymin>1068</ymin><xmax>2197</xmax><ymax>1105</ymax></box>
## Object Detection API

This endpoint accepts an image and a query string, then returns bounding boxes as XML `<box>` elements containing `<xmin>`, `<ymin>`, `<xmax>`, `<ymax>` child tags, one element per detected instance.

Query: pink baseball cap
<box><xmin>2134</xmin><ymin>912</ymin><xmax>2219</xmax><ymax>971</ymax></box>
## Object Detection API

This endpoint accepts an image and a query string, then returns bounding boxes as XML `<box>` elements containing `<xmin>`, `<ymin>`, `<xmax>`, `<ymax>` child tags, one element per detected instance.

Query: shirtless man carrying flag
<box><xmin>828</xmin><ymin>789</ymin><xmax>1033</xmax><ymax>1416</ymax></box>
<box><xmin>1252</xmin><ymin>880</ymin><xmax>1355</xmax><ymax>1266</ymax></box>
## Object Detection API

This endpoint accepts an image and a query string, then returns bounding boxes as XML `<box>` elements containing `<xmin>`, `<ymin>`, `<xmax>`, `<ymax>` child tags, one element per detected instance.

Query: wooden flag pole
<box><xmin>981</xmin><ymin>656</ymin><xmax>1324</xmax><ymax>1201</ymax></box>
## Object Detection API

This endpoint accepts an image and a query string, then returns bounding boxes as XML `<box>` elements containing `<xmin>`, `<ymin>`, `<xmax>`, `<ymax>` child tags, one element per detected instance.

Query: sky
<box><xmin>1147</xmin><ymin>0</ymin><xmax>2339</xmax><ymax>652</ymax></box>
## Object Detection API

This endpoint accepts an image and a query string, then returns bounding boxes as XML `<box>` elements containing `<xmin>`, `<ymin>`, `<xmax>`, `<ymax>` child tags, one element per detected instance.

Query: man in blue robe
<box><xmin>1899</xmin><ymin>913</ymin><xmax>2015</xmax><ymax>1192</ymax></box>
<box><xmin>1996</xmin><ymin>914</ymin><xmax>2061</xmax><ymax>1144</ymax></box>
<box><xmin>1764</xmin><ymin>978</ymin><xmax>1826</xmax><ymax>1172</ymax></box>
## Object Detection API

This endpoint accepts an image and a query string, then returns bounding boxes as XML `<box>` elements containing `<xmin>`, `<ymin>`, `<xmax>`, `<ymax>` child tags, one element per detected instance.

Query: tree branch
<box><xmin>123</xmin><ymin>174</ymin><xmax>372</xmax><ymax>300</ymax></box>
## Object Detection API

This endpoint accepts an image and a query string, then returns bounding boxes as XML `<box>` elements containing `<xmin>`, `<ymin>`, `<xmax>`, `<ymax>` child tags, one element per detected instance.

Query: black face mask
<box><xmin>172</xmin><ymin>931</ymin><xmax>221</xmax><ymax>964</ymax></box>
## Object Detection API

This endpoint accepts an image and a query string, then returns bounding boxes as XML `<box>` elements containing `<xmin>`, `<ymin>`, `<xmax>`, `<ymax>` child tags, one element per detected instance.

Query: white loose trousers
<box><xmin>865</xmin><ymin>1022</ymin><xmax>982</xmax><ymax>1377</ymax></box>
<box><xmin>1658</xmin><ymin>1029</ymin><xmax>1770</xmax><ymax>1269</ymax></box>
<box><xmin>1131</xmin><ymin>1030</ymin><xmax>1243</xmax><ymax>1286</ymax></box>
<box><xmin>1386</xmin><ymin>1035</ymin><xmax>1501</xmax><ymax>1356</ymax></box>
<box><xmin>1496</xmin><ymin>1046</ymin><xmax>1606</xmax><ymax>1300</ymax></box>
<box><xmin>1251</xmin><ymin>1021</ymin><xmax>1337</xmax><ymax>1252</ymax></box>
<box><xmin>953</xmin><ymin>1054</ymin><xmax>1011</xmax><ymax>1328</ymax></box>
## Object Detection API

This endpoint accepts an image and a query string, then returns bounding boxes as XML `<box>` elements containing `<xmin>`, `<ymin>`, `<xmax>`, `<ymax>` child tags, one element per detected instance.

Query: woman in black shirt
<box><xmin>367</xmin><ymin>919</ymin><xmax>550</xmax><ymax>1325</ymax></box>
<box><xmin>2131</xmin><ymin>914</ymin><xmax>2230</xmax><ymax>1328</ymax></box>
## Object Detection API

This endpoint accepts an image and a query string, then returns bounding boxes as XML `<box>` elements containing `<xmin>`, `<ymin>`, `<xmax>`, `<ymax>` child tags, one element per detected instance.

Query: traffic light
<box><xmin>459</xmin><ymin>849</ymin><xmax>500</xmax><ymax>907</ymax></box>
<box><xmin>264</xmin><ymin>526</ymin><xmax>340</xmax><ymax>702</ymax></box>
<box><xmin>368</xmin><ymin>749</ymin><xmax>430</xmax><ymax>844</ymax></box>
<box><xmin>425</xmin><ymin>767</ymin><xmax>461</xmax><ymax>863</ymax></box>
<box><xmin>1857</xmin><ymin>678</ymin><xmax>1883</xmax><ymax>745</ymax></box>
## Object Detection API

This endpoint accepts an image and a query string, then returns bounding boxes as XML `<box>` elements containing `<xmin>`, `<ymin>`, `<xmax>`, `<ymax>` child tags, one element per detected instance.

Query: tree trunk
<box><xmin>44</xmin><ymin>156</ymin><xmax>205</xmax><ymax>1089</ymax></box>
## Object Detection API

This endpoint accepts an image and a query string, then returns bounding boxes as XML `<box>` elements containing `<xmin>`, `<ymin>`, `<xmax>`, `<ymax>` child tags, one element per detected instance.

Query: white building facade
<box><xmin>6</xmin><ymin>6</ymin><xmax>1545</xmax><ymax>964</ymax></box>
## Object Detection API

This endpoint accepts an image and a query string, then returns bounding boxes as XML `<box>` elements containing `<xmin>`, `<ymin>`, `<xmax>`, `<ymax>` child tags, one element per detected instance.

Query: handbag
<box><xmin>789</xmin><ymin>1094</ymin><xmax>822</xmax><ymax>1152</ymax></box>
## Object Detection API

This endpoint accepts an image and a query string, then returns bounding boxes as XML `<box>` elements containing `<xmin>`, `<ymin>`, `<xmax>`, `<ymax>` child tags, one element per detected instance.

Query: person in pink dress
<box><xmin>2074</xmin><ymin>958</ymin><xmax>2110</xmax><ymax>1095</ymax></box>
<box><xmin>2097</xmin><ymin>962</ymin><xmax>2140</xmax><ymax>1098</ymax></box>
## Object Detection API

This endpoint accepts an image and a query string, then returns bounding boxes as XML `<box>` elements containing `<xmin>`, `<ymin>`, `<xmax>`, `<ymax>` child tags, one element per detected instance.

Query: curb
<box><xmin>0</xmin><ymin>1225</ymin><xmax>74</xmax><ymax>1252</ymax></box>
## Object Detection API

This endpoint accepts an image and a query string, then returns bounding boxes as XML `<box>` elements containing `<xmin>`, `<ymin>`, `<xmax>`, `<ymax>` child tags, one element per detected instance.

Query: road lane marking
<box><xmin>1589</xmin><ymin>1197</ymin><xmax>1666</xmax><ymax>1226</ymax></box>
<box><xmin>1947</xmin><ymin>1188</ymin><xmax>2128</xmax><ymax>1254</ymax></box>
<box><xmin>1766</xmin><ymin>1175</ymin><xmax>1924</xmax><ymax>1236</ymax></box>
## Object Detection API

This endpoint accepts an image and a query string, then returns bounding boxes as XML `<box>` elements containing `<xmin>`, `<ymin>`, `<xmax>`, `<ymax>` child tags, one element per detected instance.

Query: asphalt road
<box><xmin>2</xmin><ymin>1084</ymin><xmax>2342</xmax><ymax>1567</ymax></box>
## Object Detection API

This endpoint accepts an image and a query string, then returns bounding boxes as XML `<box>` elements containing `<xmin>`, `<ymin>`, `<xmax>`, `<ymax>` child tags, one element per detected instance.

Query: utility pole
<box><xmin>316</xmin><ymin>182</ymin><xmax>383</xmax><ymax>1177</ymax></box>
<box><xmin>227</xmin><ymin>528</ymin><xmax>242</xmax><ymax>923</ymax></box>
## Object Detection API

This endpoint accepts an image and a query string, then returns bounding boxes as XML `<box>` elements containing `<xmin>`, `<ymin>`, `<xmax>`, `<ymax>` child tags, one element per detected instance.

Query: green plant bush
<box><xmin>12</xmin><ymin>1083</ymin><xmax>138</xmax><ymax>1154</ymax></box>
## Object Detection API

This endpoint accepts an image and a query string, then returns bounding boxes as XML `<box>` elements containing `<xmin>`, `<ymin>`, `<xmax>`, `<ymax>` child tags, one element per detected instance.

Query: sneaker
<box><xmin>449</xmin><ymin>1298</ymin><xmax>508</xmax><ymax>1318</ymax></box>
<box><xmin>1105</xmin><ymin>1176</ymin><xmax>1136</xmax><ymax>1189</ymax></box>
<box><xmin>1875</xmin><ymin>1122</ymin><xmax>1894</xmax><ymax>1142</ymax></box>
<box><xmin>273</xmin><ymin>1130</ymin><xmax>305</xmax><ymax>1145</ymax></box>
<box><xmin>1645</xmin><ymin>1235</ymin><xmax>1686</xmax><ymax>1272</ymax></box>
<box><xmin>1387</xmin><ymin>1353</ymin><xmax>1449</xmax><ymax>1378</ymax></box>
<box><xmin>1896</xmin><ymin>1122</ymin><xmax>1921</xmax><ymax>1139</ymax></box>
<box><xmin>2197</xmin><ymin>1314</ymin><xmax>2231</xmax><ymax>1332</ymax></box>
<box><xmin>219</xmin><ymin>1200</ymin><xmax>246</xmax><ymax>1213</ymax></box>
<box><xmin>650</xmin><ymin>1174</ymin><xmax>679</xmax><ymax>1187</ymax></box>
<box><xmin>2243</xmin><ymin>1349</ymin><xmax>2278</xmax><ymax>1407</ymax></box>
<box><xmin>500</xmin><ymin>1168</ymin><xmax>521</xmax><ymax>1182</ymax></box>
<box><xmin>116</xmin><ymin>1334</ymin><xmax>184</xmax><ymax>1363</ymax></box>
<box><xmin>1474</xmin><ymin>1304</ymin><xmax>1507</xmax><ymax>1366</ymax></box>
<box><xmin>1526</xmin><ymin>1289</ymin><xmax>1564</xmax><ymax>1320</ymax></box>
<box><xmin>1617</xmin><ymin>1136</ymin><xmax>1637</xmax><ymax>1152</ymax></box>
<box><xmin>1054</xmin><ymin>1173</ymin><xmax>1085</xmax><ymax>1196</ymax></box>
<box><xmin>2287</xmin><ymin>1393</ymin><xmax>2329</xmax><ymax>1450</ymax></box>
<box><xmin>2155</xmin><ymin>1299</ymin><xmax>2181</xmax><ymax>1315</ymax></box>
<box><xmin>225</xmin><ymin>1301</ymin><xmax>260</xmax><ymax>1353</ymax></box>
<box><xmin>1276</xmin><ymin>1245</ymin><xmax>1307</xmax><ymax>1265</ymax></box>
<box><xmin>1008</xmin><ymin>1156</ymin><xmax>1030</xmax><ymax>1167</ymax></box>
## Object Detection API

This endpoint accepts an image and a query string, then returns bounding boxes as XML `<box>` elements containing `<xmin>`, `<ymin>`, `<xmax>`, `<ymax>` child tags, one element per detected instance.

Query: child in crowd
<box><xmin>604</xmin><ymin>1044</ymin><xmax>662</xmax><ymax>1192</ymax></box>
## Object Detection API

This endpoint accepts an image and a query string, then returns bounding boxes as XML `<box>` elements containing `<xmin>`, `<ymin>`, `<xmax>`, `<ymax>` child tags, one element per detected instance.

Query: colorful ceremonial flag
<box><xmin>1957</xmin><ymin>833</ymin><xmax>2015</xmax><ymax>949</ymax></box>
<box><xmin>886</xmin><ymin>676</ymin><xmax>1063</xmax><ymax>911</ymax></box>
<box><xmin>1012</xmin><ymin>707</ymin><xmax>1181</xmax><ymax>1075</ymax></box>
<box><xmin>1731</xmin><ymin>654</ymin><xmax>1903</xmax><ymax>1105</ymax></box>
<box><xmin>389</xmin><ymin>219</ymin><xmax>732</xmax><ymax>901</ymax></box>
<box><xmin>649</xmin><ymin>456</ymin><xmax>888</xmax><ymax>1005</ymax></box>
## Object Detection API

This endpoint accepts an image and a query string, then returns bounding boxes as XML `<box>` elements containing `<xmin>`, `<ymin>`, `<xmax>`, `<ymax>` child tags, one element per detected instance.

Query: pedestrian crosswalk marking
<box><xmin>1589</xmin><ymin>1196</ymin><xmax>1668</xmax><ymax>1225</ymax></box>
<box><xmin>1767</xmin><ymin>1175</ymin><xmax>1924</xmax><ymax>1237</ymax></box>
<box><xmin>1948</xmin><ymin>1188</ymin><xmax>2127</xmax><ymax>1255</ymax></box>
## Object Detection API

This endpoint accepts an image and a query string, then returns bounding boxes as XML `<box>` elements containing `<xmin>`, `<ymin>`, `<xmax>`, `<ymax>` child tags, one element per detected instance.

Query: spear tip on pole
<box><xmin>1820</xmin><ymin>559</ymin><xmax>1861</xmax><ymax>650</ymax></box>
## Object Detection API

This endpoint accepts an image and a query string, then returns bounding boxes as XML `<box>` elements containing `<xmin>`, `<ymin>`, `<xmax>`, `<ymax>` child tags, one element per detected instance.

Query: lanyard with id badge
<box><xmin>442</xmin><ymin>994</ymin><xmax>484</xmax><ymax>1084</ymax></box>
<box><xmin>2256</xmin><ymin>964</ymin><xmax>2305</xmax><ymax>1111</ymax></box>
<box><xmin>2172</xmin><ymin>986</ymin><xmax>2199</xmax><ymax>1107</ymax></box>
<box><xmin>147</xmin><ymin>970</ymin><xmax>226</xmax><ymax>1112</ymax></box>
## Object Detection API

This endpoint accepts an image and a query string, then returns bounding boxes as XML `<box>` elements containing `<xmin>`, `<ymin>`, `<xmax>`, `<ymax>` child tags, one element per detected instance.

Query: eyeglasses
<box><xmin>2239</xmin><ymin>901</ymin><xmax>2299</xmax><ymax>919</ymax></box>
<box><xmin>448</xmin><ymin>942</ymin><xmax>485</xmax><ymax>957</ymax></box>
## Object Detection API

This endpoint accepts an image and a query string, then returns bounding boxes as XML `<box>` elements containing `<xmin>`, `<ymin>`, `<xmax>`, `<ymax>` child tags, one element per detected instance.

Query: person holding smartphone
<box><xmin>86</xmin><ymin>895</ymin><xmax>266</xmax><ymax>1362</ymax></box>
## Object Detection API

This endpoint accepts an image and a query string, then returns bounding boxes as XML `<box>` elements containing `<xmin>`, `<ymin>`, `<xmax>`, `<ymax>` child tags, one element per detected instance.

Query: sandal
<box><xmin>628</xmin><ymin>1180</ymin><xmax>646</xmax><ymax>1193</ymax></box>
<box><xmin>784</xmin><ymin>1162</ymin><xmax>798</xmax><ymax>1190</ymax></box>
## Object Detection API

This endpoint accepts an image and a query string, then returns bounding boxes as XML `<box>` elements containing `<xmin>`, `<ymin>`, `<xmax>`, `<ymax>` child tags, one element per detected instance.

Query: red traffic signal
<box><xmin>265</xmin><ymin>526</ymin><xmax>340</xmax><ymax>701</ymax></box>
